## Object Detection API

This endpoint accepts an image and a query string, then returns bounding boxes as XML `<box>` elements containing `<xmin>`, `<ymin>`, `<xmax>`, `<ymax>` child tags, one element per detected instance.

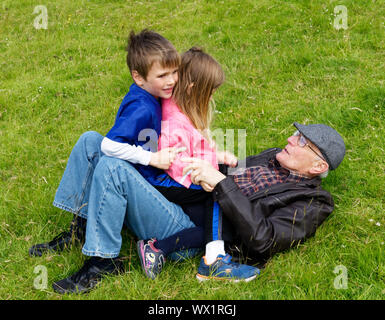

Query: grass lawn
<box><xmin>0</xmin><ymin>0</ymin><xmax>384</xmax><ymax>300</ymax></box>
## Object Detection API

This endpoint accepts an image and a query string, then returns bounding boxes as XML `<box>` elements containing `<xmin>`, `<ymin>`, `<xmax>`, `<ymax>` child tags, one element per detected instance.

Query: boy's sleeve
<box><xmin>101</xmin><ymin>137</ymin><xmax>152</xmax><ymax>165</ymax></box>
<box><xmin>106</xmin><ymin>101</ymin><xmax>155</xmax><ymax>147</ymax></box>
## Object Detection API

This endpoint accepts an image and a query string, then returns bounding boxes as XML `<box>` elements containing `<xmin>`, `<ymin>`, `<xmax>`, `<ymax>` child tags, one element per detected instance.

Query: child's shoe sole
<box><xmin>196</xmin><ymin>273</ymin><xmax>257</xmax><ymax>283</ymax></box>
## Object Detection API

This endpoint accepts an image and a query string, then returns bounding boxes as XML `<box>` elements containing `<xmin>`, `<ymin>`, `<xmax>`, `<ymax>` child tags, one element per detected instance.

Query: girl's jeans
<box><xmin>53</xmin><ymin>131</ymin><xmax>197</xmax><ymax>259</ymax></box>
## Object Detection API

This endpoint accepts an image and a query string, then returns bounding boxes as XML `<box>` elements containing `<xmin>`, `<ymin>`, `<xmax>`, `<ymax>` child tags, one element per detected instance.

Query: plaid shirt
<box><xmin>232</xmin><ymin>158</ymin><xmax>308</xmax><ymax>197</ymax></box>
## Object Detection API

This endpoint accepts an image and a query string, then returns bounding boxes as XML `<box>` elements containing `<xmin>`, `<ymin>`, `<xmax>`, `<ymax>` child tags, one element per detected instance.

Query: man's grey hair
<box><xmin>319</xmin><ymin>169</ymin><xmax>329</xmax><ymax>179</ymax></box>
<box><xmin>314</xmin><ymin>155</ymin><xmax>328</xmax><ymax>178</ymax></box>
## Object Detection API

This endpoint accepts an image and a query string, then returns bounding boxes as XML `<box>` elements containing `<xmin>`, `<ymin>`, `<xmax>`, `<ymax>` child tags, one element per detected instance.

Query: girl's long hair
<box><xmin>172</xmin><ymin>47</ymin><xmax>225</xmax><ymax>140</ymax></box>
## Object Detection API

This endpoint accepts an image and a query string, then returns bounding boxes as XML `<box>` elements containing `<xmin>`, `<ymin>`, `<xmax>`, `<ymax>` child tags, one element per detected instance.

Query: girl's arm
<box><xmin>159</xmin><ymin>126</ymin><xmax>193</xmax><ymax>187</ymax></box>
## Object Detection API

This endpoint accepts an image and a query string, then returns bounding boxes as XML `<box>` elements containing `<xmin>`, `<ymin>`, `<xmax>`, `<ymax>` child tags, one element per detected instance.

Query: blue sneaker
<box><xmin>137</xmin><ymin>238</ymin><xmax>165</xmax><ymax>280</ymax></box>
<box><xmin>196</xmin><ymin>254</ymin><xmax>260</xmax><ymax>282</ymax></box>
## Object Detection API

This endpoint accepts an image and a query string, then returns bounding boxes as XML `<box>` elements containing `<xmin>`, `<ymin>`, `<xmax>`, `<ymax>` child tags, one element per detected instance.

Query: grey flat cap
<box><xmin>293</xmin><ymin>122</ymin><xmax>345</xmax><ymax>170</ymax></box>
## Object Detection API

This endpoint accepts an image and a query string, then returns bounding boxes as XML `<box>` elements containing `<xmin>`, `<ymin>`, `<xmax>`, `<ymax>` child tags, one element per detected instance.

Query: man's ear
<box><xmin>309</xmin><ymin>160</ymin><xmax>329</xmax><ymax>176</ymax></box>
<box><xmin>132</xmin><ymin>70</ymin><xmax>145</xmax><ymax>87</ymax></box>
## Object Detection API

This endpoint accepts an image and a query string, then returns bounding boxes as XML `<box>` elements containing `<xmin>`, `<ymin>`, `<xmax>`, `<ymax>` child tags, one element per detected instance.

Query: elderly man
<box><xmin>29</xmin><ymin>122</ymin><xmax>344</xmax><ymax>292</ymax></box>
<box><xmin>181</xmin><ymin>122</ymin><xmax>345</xmax><ymax>279</ymax></box>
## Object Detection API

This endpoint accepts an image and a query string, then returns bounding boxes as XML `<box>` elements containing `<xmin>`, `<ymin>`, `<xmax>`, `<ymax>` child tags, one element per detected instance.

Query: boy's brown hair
<box><xmin>126</xmin><ymin>29</ymin><xmax>180</xmax><ymax>80</ymax></box>
<box><xmin>173</xmin><ymin>47</ymin><xmax>225</xmax><ymax>138</ymax></box>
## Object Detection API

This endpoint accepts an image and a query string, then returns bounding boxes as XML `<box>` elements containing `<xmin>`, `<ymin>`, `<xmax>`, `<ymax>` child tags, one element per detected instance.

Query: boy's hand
<box><xmin>216</xmin><ymin>151</ymin><xmax>238</xmax><ymax>168</ymax></box>
<box><xmin>149</xmin><ymin>147</ymin><xmax>184</xmax><ymax>170</ymax></box>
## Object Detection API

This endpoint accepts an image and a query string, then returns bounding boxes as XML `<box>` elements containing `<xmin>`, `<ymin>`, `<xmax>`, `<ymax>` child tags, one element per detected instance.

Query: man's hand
<box><xmin>181</xmin><ymin>157</ymin><xmax>226</xmax><ymax>192</ymax></box>
<box><xmin>216</xmin><ymin>150</ymin><xmax>238</xmax><ymax>168</ymax></box>
<box><xmin>149</xmin><ymin>147</ymin><xmax>185</xmax><ymax>170</ymax></box>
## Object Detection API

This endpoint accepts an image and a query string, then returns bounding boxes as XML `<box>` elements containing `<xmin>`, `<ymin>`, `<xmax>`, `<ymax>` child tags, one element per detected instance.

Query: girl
<box><xmin>137</xmin><ymin>47</ymin><xmax>237</xmax><ymax>279</ymax></box>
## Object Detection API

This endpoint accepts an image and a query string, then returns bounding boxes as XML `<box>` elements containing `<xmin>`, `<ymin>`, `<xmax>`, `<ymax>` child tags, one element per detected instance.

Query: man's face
<box><xmin>134</xmin><ymin>61</ymin><xmax>178</xmax><ymax>99</ymax></box>
<box><xmin>276</xmin><ymin>132</ymin><xmax>327</xmax><ymax>176</ymax></box>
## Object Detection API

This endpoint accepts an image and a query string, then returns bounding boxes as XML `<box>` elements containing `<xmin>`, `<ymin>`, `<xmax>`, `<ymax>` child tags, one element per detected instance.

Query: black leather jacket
<box><xmin>213</xmin><ymin>148</ymin><xmax>334</xmax><ymax>265</ymax></box>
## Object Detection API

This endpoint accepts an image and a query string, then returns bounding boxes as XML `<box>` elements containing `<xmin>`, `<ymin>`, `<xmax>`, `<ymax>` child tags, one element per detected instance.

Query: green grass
<box><xmin>0</xmin><ymin>0</ymin><xmax>384</xmax><ymax>300</ymax></box>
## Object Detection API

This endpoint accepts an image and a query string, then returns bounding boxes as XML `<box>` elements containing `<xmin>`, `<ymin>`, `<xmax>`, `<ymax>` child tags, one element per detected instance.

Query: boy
<box><xmin>29</xmin><ymin>30</ymin><xmax>189</xmax><ymax>294</ymax></box>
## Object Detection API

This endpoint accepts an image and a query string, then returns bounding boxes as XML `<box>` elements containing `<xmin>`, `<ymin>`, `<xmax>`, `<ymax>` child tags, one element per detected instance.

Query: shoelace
<box><xmin>48</xmin><ymin>230</ymin><xmax>73</xmax><ymax>245</ymax></box>
<box><xmin>216</xmin><ymin>254</ymin><xmax>243</xmax><ymax>269</ymax></box>
<box><xmin>219</xmin><ymin>254</ymin><xmax>232</xmax><ymax>264</ymax></box>
<box><xmin>71</xmin><ymin>258</ymin><xmax>108</xmax><ymax>283</ymax></box>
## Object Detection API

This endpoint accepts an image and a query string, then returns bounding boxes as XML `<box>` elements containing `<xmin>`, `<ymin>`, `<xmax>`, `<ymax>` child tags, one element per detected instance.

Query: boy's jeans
<box><xmin>53</xmin><ymin>131</ymin><xmax>197</xmax><ymax>259</ymax></box>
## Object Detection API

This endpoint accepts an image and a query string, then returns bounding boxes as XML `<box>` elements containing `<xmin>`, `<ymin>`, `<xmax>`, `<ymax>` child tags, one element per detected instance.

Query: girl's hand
<box><xmin>149</xmin><ymin>147</ymin><xmax>183</xmax><ymax>170</ymax></box>
<box><xmin>216</xmin><ymin>151</ymin><xmax>238</xmax><ymax>168</ymax></box>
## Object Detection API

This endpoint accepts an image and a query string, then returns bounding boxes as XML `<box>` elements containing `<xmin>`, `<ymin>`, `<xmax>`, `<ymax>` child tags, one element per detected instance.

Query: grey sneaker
<box><xmin>137</xmin><ymin>238</ymin><xmax>165</xmax><ymax>280</ymax></box>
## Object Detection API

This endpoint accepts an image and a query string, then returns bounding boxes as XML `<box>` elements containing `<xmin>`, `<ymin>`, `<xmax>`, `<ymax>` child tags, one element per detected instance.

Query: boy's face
<box><xmin>133</xmin><ymin>62</ymin><xmax>178</xmax><ymax>99</ymax></box>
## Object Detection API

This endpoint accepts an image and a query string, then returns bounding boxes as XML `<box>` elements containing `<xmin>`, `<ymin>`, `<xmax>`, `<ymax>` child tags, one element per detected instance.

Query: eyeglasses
<box><xmin>293</xmin><ymin>131</ymin><xmax>326</xmax><ymax>161</ymax></box>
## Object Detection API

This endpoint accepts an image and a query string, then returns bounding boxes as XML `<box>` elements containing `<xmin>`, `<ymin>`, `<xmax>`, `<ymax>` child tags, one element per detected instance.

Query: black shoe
<box><xmin>52</xmin><ymin>257</ymin><xmax>125</xmax><ymax>294</ymax></box>
<box><xmin>29</xmin><ymin>216</ymin><xmax>86</xmax><ymax>257</ymax></box>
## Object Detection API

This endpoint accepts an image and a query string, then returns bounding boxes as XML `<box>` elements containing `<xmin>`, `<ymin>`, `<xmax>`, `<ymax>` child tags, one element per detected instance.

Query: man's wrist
<box><xmin>212</xmin><ymin>171</ymin><xmax>226</xmax><ymax>187</ymax></box>
<box><xmin>213</xmin><ymin>175</ymin><xmax>239</xmax><ymax>197</ymax></box>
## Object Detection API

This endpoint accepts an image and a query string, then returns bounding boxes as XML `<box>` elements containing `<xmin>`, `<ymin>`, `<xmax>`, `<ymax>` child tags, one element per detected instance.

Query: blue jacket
<box><xmin>106</xmin><ymin>83</ymin><xmax>163</xmax><ymax>184</ymax></box>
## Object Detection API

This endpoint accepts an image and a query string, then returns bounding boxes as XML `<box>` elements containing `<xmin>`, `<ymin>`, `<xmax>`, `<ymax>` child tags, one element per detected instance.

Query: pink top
<box><xmin>158</xmin><ymin>98</ymin><xmax>219</xmax><ymax>188</ymax></box>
